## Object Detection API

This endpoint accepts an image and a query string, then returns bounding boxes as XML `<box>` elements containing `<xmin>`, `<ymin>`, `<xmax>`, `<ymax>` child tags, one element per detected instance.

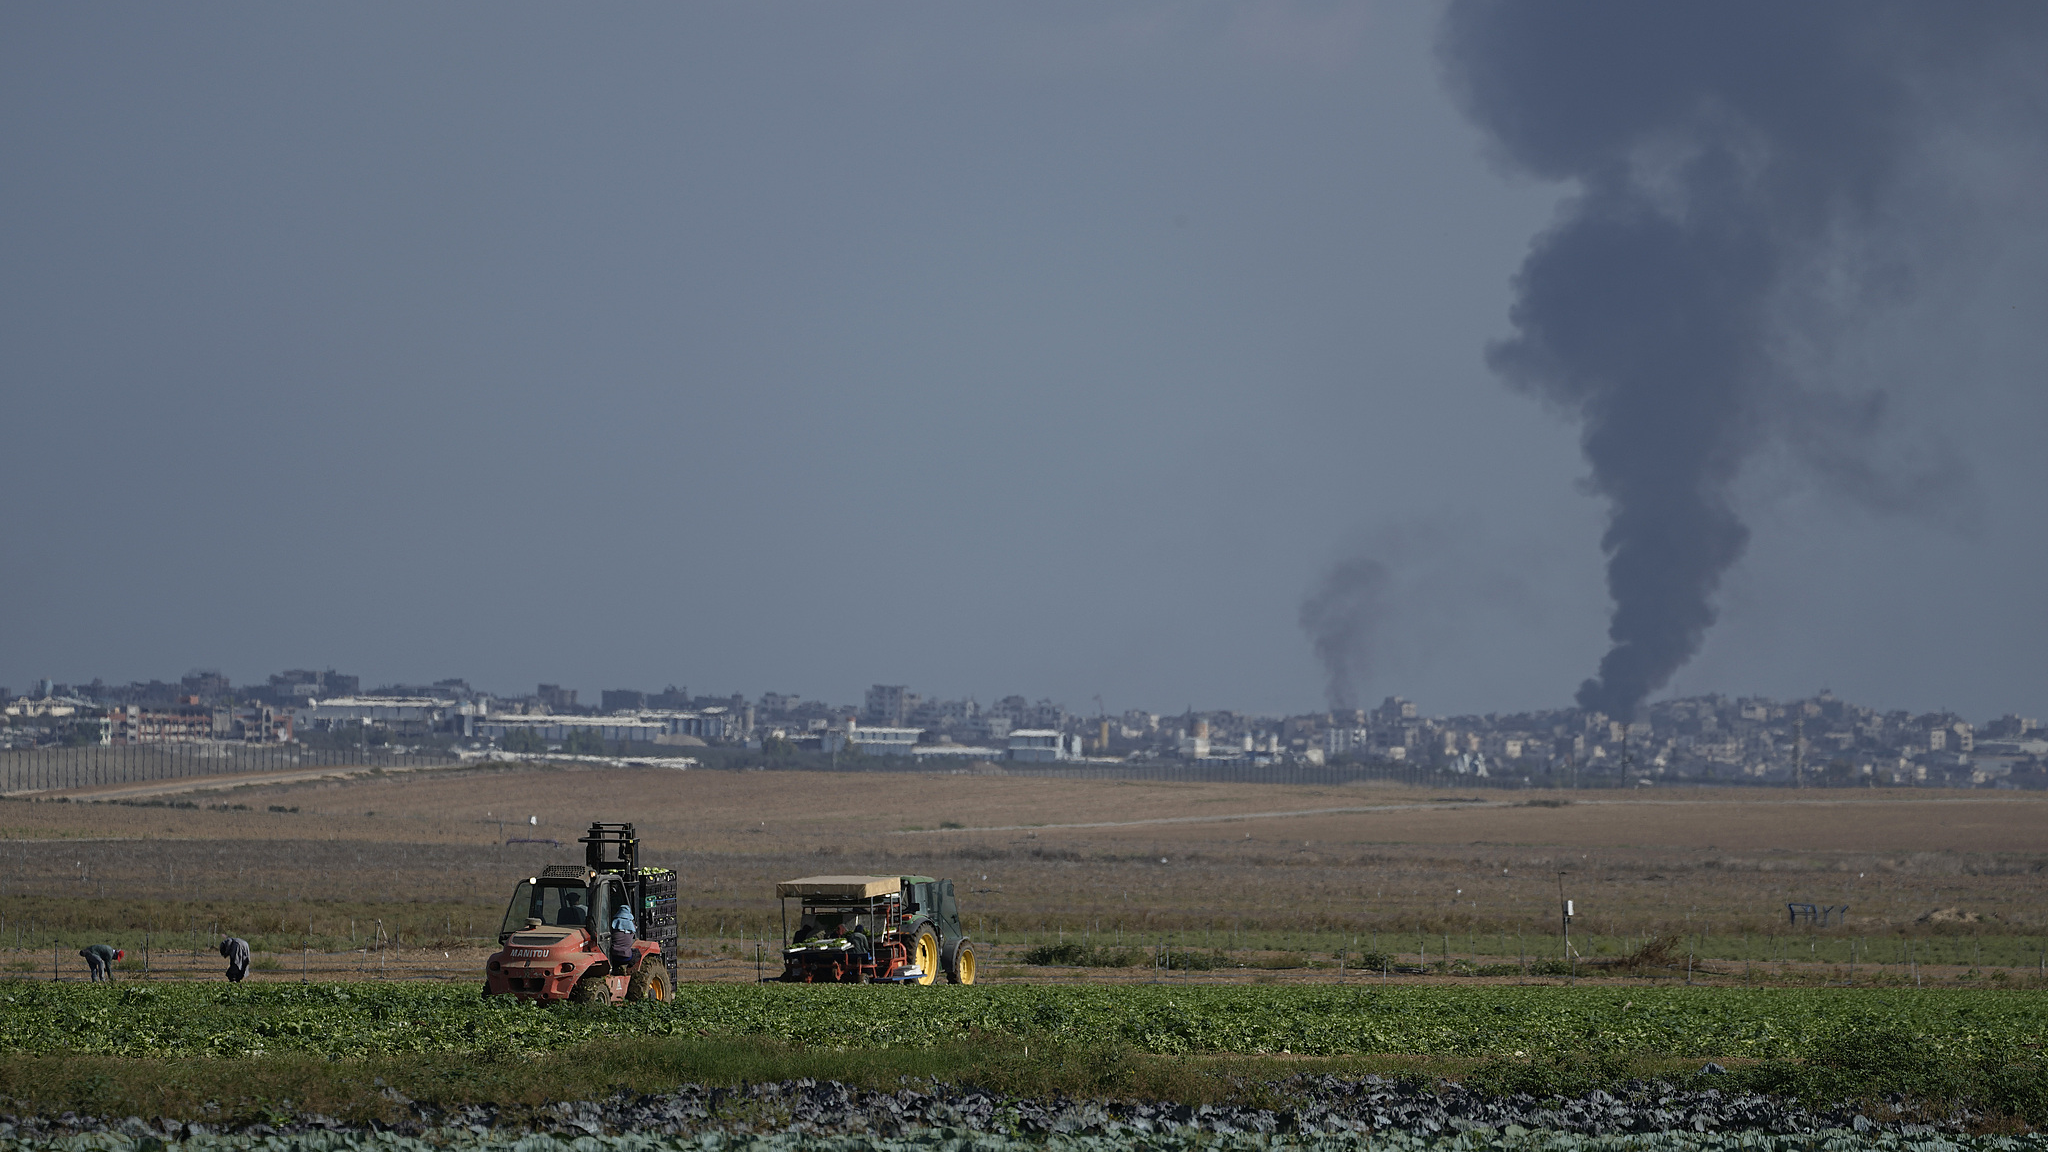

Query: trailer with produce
<box><xmin>774</xmin><ymin>874</ymin><xmax>974</xmax><ymax>985</ymax></box>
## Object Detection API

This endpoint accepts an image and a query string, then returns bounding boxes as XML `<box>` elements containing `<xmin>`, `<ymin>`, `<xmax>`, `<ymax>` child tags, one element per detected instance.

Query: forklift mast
<box><xmin>577</xmin><ymin>821</ymin><xmax>676</xmax><ymax>988</ymax></box>
<box><xmin>580</xmin><ymin>822</ymin><xmax>639</xmax><ymax>874</ymax></box>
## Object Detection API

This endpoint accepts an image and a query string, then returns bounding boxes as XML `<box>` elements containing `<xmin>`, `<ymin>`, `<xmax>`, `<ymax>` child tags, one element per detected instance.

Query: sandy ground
<box><xmin>14</xmin><ymin>763</ymin><xmax>2044</xmax><ymax>856</ymax></box>
<box><xmin>4</xmin><ymin>764</ymin><xmax>2044</xmax><ymax>962</ymax></box>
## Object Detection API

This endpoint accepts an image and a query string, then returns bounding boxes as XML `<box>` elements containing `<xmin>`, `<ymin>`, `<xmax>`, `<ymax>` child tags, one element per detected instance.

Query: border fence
<box><xmin>1</xmin><ymin>742</ymin><xmax>458</xmax><ymax>794</ymax></box>
<box><xmin>1001</xmin><ymin>759</ymin><xmax>1528</xmax><ymax>788</ymax></box>
<box><xmin>783</xmin><ymin>755</ymin><xmax>1544</xmax><ymax>789</ymax></box>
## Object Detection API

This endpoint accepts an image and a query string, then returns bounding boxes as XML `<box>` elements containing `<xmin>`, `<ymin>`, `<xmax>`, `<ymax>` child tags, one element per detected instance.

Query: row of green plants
<box><xmin>1005</xmin><ymin>930</ymin><xmax>2048</xmax><ymax>970</ymax></box>
<box><xmin>9</xmin><ymin>890</ymin><xmax>2048</xmax><ymax>969</ymax></box>
<box><xmin>4</xmin><ymin>982</ymin><xmax>2045</xmax><ymax>1062</ymax></box>
<box><xmin>1</xmin><ymin>986</ymin><xmax>2046</xmax><ymax>1128</ymax></box>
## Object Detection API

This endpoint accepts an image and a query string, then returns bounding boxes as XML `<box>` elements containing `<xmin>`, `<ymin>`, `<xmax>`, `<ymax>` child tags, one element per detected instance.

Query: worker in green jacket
<box><xmin>79</xmin><ymin>944</ymin><xmax>123</xmax><ymax>982</ymax></box>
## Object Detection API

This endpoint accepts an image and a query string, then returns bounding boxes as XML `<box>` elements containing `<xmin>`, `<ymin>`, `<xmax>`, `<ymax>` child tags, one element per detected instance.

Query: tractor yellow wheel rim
<box><xmin>650</xmin><ymin>973</ymin><xmax>668</xmax><ymax>1003</ymax></box>
<box><xmin>958</xmin><ymin>947</ymin><xmax>975</xmax><ymax>985</ymax></box>
<box><xmin>916</xmin><ymin>932</ymin><xmax>938</xmax><ymax>985</ymax></box>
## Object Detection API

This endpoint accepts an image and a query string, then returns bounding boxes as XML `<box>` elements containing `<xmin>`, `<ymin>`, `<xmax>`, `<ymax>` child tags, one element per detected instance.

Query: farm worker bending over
<box><xmin>79</xmin><ymin>944</ymin><xmax>123</xmax><ymax>982</ymax></box>
<box><xmin>609</xmin><ymin>902</ymin><xmax>637</xmax><ymax>970</ymax></box>
<box><xmin>219</xmin><ymin>936</ymin><xmax>251</xmax><ymax>982</ymax></box>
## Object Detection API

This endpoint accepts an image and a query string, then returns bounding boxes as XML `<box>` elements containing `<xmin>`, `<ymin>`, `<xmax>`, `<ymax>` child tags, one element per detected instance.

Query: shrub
<box><xmin>1019</xmin><ymin>942</ymin><xmax>1144</xmax><ymax>967</ymax></box>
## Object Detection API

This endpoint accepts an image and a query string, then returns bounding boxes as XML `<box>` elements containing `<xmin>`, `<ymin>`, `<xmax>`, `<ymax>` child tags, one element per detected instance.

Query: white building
<box><xmin>294</xmin><ymin>696</ymin><xmax>481</xmax><ymax>732</ymax></box>
<box><xmin>820</xmin><ymin>721</ymin><xmax>922</xmax><ymax>756</ymax></box>
<box><xmin>632</xmin><ymin>709</ymin><xmax>734</xmax><ymax>741</ymax></box>
<box><xmin>1324</xmin><ymin>727</ymin><xmax>1369</xmax><ymax>756</ymax></box>
<box><xmin>1007</xmin><ymin>729</ymin><xmax>1080</xmax><ymax>762</ymax></box>
<box><xmin>3</xmin><ymin>695</ymin><xmax>91</xmax><ymax>718</ymax></box>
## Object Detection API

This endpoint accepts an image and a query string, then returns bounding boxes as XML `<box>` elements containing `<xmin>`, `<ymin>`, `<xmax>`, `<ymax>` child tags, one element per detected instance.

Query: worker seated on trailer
<box><xmin>830</xmin><ymin>914</ymin><xmax>874</xmax><ymax>960</ymax></box>
<box><xmin>791</xmin><ymin>911</ymin><xmax>843</xmax><ymax>943</ymax></box>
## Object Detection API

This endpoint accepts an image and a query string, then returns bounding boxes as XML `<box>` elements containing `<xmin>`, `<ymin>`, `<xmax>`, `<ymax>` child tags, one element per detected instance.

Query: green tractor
<box><xmin>773</xmin><ymin>874</ymin><xmax>975</xmax><ymax>985</ymax></box>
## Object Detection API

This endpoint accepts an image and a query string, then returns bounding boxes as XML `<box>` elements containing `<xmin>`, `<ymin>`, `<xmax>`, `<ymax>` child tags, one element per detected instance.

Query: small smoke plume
<box><xmin>1437</xmin><ymin>1</ymin><xmax>2047</xmax><ymax>719</ymax></box>
<box><xmin>1299</xmin><ymin>556</ymin><xmax>1388</xmax><ymax>711</ymax></box>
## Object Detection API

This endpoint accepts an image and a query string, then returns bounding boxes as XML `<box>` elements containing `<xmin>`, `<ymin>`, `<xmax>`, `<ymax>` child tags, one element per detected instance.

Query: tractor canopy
<box><xmin>775</xmin><ymin>875</ymin><xmax>900</xmax><ymax>900</ymax></box>
<box><xmin>778</xmin><ymin>875</ymin><xmax>903</xmax><ymax>942</ymax></box>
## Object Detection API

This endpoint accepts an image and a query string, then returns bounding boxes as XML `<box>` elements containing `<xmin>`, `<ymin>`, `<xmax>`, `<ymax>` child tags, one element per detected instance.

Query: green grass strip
<box><xmin>4</xmin><ymin>983</ymin><xmax>2046</xmax><ymax>1061</ymax></box>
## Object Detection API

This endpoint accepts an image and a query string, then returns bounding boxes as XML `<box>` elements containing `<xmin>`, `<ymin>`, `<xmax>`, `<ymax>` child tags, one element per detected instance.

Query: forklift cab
<box><xmin>498</xmin><ymin>872</ymin><xmax>625</xmax><ymax>944</ymax></box>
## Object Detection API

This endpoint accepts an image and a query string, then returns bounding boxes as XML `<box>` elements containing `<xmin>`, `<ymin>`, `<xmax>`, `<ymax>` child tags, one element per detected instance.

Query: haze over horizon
<box><xmin>5</xmin><ymin>3</ymin><xmax>2045</xmax><ymax>722</ymax></box>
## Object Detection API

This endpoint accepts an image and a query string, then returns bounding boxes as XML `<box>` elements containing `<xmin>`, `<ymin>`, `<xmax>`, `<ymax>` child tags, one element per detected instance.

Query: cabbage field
<box><xmin>4</xmin><ymin>983</ymin><xmax>2045</xmax><ymax>1149</ymax></box>
<box><xmin>2</xmin><ymin>1130</ymin><xmax>2048</xmax><ymax>1152</ymax></box>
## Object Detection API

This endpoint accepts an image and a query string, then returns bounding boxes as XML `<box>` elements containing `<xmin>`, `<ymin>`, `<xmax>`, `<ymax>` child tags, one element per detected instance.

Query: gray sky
<box><xmin>5</xmin><ymin>3</ymin><xmax>2043</xmax><ymax>720</ymax></box>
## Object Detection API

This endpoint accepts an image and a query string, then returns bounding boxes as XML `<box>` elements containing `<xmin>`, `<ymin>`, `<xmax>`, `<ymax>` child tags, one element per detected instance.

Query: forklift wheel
<box><xmin>945</xmin><ymin>940</ymin><xmax>975</xmax><ymax>985</ymax></box>
<box><xmin>626</xmin><ymin>963</ymin><xmax>670</xmax><ymax>1003</ymax></box>
<box><xmin>568</xmin><ymin>972</ymin><xmax>610</xmax><ymax>1004</ymax></box>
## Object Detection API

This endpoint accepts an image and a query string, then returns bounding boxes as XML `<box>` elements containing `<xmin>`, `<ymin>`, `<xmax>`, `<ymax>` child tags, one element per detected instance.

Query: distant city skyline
<box><xmin>8</xmin><ymin>662</ymin><xmax>2038</xmax><ymax>733</ymax></box>
<box><xmin>10</xmin><ymin>665</ymin><xmax>2040</xmax><ymax>790</ymax></box>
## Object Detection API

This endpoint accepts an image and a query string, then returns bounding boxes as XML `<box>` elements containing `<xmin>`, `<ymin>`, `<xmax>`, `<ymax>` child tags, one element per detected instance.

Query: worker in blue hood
<box><xmin>609</xmin><ymin>901</ymin><xmax>637</xmax><ymax>971</ymax></box>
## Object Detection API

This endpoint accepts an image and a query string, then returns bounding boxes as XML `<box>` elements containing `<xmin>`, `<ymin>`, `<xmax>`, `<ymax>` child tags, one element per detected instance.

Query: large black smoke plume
<box><xmin>1437</xmin><ymin>1</ymin><xmax>2046</xmax><ymax>720</ymax></box>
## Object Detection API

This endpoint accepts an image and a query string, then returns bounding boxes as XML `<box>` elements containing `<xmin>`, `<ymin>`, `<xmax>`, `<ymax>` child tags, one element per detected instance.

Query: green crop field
<box><xmin>5</xmin><ymin>982</ymin><xmax>2045</xmax><ymax>1061</ymax></box>
<box><xmin>3</xmin><ymin>983</ymin><xmax>2046</xmax><ymax>1140</ymax></box>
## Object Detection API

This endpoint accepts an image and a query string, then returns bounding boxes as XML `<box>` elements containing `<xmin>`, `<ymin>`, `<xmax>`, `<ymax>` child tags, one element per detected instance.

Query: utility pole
<box><xmin>1558</xmin><ymin>872</ymin><xmax>1574</xmax><ymax>985</ymax></box>
<box><xmin>1794</xmin><ymin>715</ymin><xmax>1806</xmax><ymax>788</ymax></box>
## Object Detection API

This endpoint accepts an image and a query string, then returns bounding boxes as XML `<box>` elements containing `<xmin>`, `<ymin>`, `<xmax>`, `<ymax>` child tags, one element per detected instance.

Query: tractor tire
<box><xmin>626</xmin><ymin>961</ymin><xmax>669</xmax><ymax>1003</ymax></box>
<box><xmin>568</xmin><ymin>971</ymin><xmax>611</xmax><ymax>1004</ymax></box>
<box><xmin>944</xmin><ymin>939</ymin><xmax>975</xmax><ymax>985</ymax></box>
<box><xmin>911</xmin><ymin>924</ymin><xmax>939</xmax><ymax>986</ymax></box>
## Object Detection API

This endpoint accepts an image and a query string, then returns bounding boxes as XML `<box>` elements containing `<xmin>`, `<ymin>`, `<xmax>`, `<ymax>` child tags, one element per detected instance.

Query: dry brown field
<box><xmin>3</xmin><ymin>760</ymin><xmax>2044</xmax><ymax>982</ymax></box>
